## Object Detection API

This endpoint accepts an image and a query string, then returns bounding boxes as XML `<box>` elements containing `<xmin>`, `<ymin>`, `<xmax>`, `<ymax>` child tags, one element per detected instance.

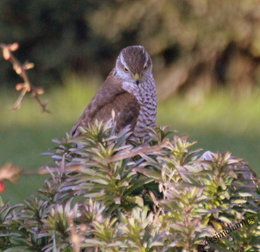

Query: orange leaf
<box><xmin>9</xmin><ymin>42</ymin><xmax>19</xmax><ymax>51</ymax></box>
<box><xmin>35</xmin><ymin>87</ymin><xmax>44</xmax><ymax>95</ymax></box>
<box><xmin>24</xmin><ymin>61</ymin><xmax>34</xmax><ymax>70</ymax></box>
<box><xmin>16</xmin><ymin>83</ymin><xmax>24</xmax><ymax>91</ymax></box>
<box><xmin>13</xmin><ymin>64</ymin><xmax>22</xmax><ymax>75</ymax></box>
<box><xmin>0</xmin><ymin>162</ymin><xmax>21</xmax><ymax>183</ymax></box>
<box><xmin>3</xmin><ymin>47</ymin><xmax>11</xmax><ymax>60</ymax></box>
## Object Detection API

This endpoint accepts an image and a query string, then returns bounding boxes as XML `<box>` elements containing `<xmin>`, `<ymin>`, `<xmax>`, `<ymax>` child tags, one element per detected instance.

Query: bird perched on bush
<box><xmin>71</xmin><ymin>45</ymin><xmax>157</xmax><ymax>142</ymax></box>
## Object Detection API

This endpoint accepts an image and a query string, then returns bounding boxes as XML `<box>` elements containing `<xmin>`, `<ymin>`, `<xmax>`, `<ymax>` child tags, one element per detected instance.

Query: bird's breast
<box><xmin>129</xmin><ymin>79</ymin><xmax>157</xmax><ymax>141</ymax></box>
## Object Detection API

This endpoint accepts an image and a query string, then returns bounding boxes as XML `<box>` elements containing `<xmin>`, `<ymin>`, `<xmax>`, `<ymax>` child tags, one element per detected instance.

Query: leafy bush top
<box><xmin>0</xmin><ymin>121</ymin><xmax>259</xmax><ymax>251</ymax></box>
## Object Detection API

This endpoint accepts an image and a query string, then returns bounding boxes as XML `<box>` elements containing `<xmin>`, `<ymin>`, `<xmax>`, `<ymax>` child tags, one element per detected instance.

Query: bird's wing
<box><xmin>70</xmin><ymin>73</ymin><xmax>139</xmax><ymax>136</ymax></box>
<box><xmin>94</xmin><ymin>91</ymin><xmax>140</xmax><ymax>133</ymax></box>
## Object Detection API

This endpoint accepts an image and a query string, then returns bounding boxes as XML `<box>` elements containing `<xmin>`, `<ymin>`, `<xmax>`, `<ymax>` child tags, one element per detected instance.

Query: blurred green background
<box><xmin>0</xmin><ymin>0</ymin><xmax>259</xmax><ymax>203</ymax></box>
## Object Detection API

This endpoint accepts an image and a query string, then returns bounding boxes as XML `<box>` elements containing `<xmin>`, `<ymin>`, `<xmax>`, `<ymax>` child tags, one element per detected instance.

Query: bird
<box><xmin>70</xmin><ymin>45</ymin><xmax>157</xmax><ymax>142</ymax></box>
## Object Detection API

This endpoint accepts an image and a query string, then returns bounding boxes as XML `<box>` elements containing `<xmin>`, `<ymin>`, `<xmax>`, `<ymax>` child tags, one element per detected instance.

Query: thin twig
<box><xmin>0</xmin><ymin>42</ymin><xmax>50</xmax><ymax>112</ymax></box>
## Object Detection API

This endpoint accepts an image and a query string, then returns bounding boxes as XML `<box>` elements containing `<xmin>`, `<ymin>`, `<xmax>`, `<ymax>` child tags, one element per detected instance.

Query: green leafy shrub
<box><xmin>0</xmin><ymin>121</ymin><xmax>259</xmax><ymax>251</ymax></box>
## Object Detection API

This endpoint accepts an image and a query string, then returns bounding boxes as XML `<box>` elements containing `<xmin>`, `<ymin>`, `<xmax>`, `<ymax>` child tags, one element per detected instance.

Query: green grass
<box><xmin>0</xmin><ymin>77</ymin><xmax>259</xmax><ymax>203</ymax></box>
<box><xmin>159</xmin><ymin>91</ymin><xmax>260</xmax><ymax>172</ymax></box>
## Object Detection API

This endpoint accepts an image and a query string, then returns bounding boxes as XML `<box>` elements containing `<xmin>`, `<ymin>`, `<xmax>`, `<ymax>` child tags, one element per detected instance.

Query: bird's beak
<box><xmin>133</xmin><ymin>73</ymin><xmax>141</xmax><ymax>80</ymax></box>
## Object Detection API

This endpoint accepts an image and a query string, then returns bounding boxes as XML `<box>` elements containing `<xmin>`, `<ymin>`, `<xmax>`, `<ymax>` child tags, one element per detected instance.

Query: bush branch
<box><xmin>0</xmin><ymin>42</ymin><xmax>50</xmax><ymax>113</ymax></box>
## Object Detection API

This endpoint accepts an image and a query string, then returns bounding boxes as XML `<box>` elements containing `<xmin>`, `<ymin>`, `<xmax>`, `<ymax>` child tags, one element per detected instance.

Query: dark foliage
<box><xmin>0</xmin><ymin>0</ymin><xmax>259</xmax><ymax>96</ymax></box>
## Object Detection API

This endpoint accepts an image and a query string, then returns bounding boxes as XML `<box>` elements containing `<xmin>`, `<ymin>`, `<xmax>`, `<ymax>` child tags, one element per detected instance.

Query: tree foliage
<box><xmin>0</xmin><ymin>0</ymin><xmax>259</xmax><ymax>96</ymax></box>
<box><xmin>0</xmin><ymin>121</ymin><xmax>259</xmax><ymax>251</ymax></box>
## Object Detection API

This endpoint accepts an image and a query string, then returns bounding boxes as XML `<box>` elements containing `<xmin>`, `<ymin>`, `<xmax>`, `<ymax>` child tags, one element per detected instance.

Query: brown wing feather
<box><xmin>94</xmin><ymin>92</ymin><xmax>140</xmax><ymax>132</ymax></box>
<box><xmin>70</xmin><ymin>72</ymin><xmax>139</xmax><ymax>136</ymax></box>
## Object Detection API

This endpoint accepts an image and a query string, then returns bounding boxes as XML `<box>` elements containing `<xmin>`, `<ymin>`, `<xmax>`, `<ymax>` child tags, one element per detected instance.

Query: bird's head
<box><xmin>115</xmin><ymin>45</ymin><xmax>153</xmax><ymax>85</ymax></box>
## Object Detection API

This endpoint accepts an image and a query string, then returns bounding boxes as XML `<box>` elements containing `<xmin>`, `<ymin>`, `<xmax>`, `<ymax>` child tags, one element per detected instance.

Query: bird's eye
<box><xmin>144</xmin><ymin>65</ymin><xmax>148</xmax><ymax>70</ymax></box>
<box><xmin>123</xmin><ymin>67</ymin><xmax>129</xmax><ymax>73</ymax></box>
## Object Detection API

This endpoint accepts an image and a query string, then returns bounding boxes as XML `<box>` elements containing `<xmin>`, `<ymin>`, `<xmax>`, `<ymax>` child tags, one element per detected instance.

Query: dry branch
<box><xmin>0</xmin><ymin>42</ymin><xmax>50</xmax><ymax>112</ymax></box>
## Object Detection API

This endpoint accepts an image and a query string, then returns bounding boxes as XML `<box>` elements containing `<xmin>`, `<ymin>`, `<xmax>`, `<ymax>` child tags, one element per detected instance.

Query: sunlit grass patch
<box><xmin>159</xmin><ymin>90</ymin><xmax>260</xmax><ymax>135</ymax></box>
